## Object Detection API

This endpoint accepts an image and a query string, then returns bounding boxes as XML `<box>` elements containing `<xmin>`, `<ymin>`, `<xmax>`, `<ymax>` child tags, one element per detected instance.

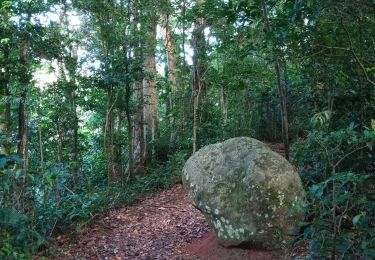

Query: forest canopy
<box><xmin>1</xmin><ymin>0</ymin><xmax>375</xmax><ymax>258</ymax></box>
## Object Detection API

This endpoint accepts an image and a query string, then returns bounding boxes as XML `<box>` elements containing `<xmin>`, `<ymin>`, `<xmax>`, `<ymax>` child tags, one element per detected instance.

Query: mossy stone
<box><xmin>182</xmin><ymin>137</ymin><xmax>304</xmax><ymax>251</ymax></box>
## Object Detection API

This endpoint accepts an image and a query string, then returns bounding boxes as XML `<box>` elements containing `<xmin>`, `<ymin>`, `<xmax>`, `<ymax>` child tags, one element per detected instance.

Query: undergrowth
<box><xmin>0</xmin><ymin>151</ymin><xmax>187</xmax><ymax>259</ymax></box>
<box><xmin>292</xmin><ymin>125</ymin><xmax>375</xmax><ymax>259</ymax></box>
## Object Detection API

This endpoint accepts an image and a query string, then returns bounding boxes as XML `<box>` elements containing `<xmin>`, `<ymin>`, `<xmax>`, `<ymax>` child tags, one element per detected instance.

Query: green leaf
<box><xmin>46</xmin><ymin>176</ymin><xmax>54</xmax><ymax>185</ymax></box>
<box><xmin>0</xmin><ymin>157</ymin><xmax>7</xmax><ymax>168</ymax></box>
<box><xmin>353</xmin><ymin>212</ymin><xmax>365</xmax><ymax>226</ymax></box>
<box><xmin>311</xmin><ymin>184</ymin><xmax>323</xmax><ymax>198</ymax></box>
<box><xmin>15</xmin><ymin>169</ymin><xmax>26</xmax><ymax>179</ymax></box>
<box><xmin>0</xmin><ymin>38</ymin><xmax>10</xmax><ymax>44</ymax></box>
<box><xmin>27</xmin><ymin>173</ymin><xmax>35</xmax><ymax>182</ymax></box>
<box><xmin>9</xmin><ymin>155</ymin><xmax>23</xmax><ymax>164</ymax></box>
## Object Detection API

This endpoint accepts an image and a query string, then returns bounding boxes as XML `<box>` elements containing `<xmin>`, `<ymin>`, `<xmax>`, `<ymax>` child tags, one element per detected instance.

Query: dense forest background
<box><xmin>1</xmin><ymin>0</ymin><xmax>374</xmax><ymax>258</ymax></box>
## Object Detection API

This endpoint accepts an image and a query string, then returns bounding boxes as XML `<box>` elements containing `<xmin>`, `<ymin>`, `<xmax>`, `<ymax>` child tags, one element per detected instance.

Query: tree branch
<box><xmin>340</xmin><ymin>17</ymin><xmax>375</xmax><ymax>86</ymax></box>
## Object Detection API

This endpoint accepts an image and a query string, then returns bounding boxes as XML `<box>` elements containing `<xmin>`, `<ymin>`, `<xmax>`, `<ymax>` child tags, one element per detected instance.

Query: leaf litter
<box><xmin>54</xmin><ymin>144</ymin><xmax>305</xmax><ymax>259</ymax></box>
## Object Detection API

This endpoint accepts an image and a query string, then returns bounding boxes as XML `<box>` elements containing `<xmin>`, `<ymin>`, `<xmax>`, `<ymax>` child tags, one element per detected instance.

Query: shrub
<box><xmin>0</xmin><ymin>150</ymin><xmax>187</xmax><ymax>258</ymax></box>
<box><xmin>292</xmin><ymin>125</ymin><xmax>375</xmax><ymax>259</ymax></box>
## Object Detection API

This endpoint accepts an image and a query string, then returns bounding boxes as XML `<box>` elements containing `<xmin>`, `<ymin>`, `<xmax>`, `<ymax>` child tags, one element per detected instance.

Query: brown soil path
<box><xmin>55</xmin><ymin>143</ymin><xmax>303</xmax><ymax>259</ymax></box>
<box><xmin>56</xmin><ymin>185</ymin><xmax>280</xmax><ymax>260</ymax></box>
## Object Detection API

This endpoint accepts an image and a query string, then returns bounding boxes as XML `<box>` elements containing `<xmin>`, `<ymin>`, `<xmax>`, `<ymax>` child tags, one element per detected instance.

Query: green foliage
<box><xmin>1</xmin><ymin>0</ymin><xmax>375</xmax><ymax>258</ymax></box>
<box><xmin>292</xmin><ymin>125</ymin><xmax>375</xmax><ymax>258</ymax></box>
<box><xmin>292</xmin><ymin>124</ymin><xmax>375</xmax><ymax>184</ymax></box>
<box><xmin>0</xmin><ymin>151</ymin><xmax>186</xmax><ymax>258</ymax></box>
<box><xmin>300</xmin><ymin>172</ymin><xmax>375</xmax><ymax>259</ymax></box>
<box><xmin>0</xmin><ymin>155</ymin><xmax>37</xmax><ymax>259</ymax></box>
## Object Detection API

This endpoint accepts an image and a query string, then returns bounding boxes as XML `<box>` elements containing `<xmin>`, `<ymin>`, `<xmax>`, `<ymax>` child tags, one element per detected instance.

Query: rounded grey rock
<box><xmin>182</xmin><ymin>137</ymin><xmax>304</xmax><ymax>251</ymax></box>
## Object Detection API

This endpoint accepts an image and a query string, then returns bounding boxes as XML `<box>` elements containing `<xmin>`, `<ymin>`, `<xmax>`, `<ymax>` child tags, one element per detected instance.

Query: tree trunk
<box><xmin>161</xmin><ymin>12</ymin><xmax>179</xmax><ymax>145</ymax></box>
<box><xmin>5</xmin><ymin>85</ymin><xmax>11</xmax><ymax>154</ymax></box>
<box><xmin>59</xmin><ymin>1</ymin><xmax>80</xmax><ymax>185</ymax></box>
<box><xmin>114</xmin><ymin>111</ymin><xmax>123</xmax><ymax>180</ymax></box>
<box><xmin>71</xmin><ymin>91</ymin><xmax>79</xmax><ymax>186</ymax></box>
<box><xmin>0</xmin><ymin>8</ymin><xmax>11</xmax><ymax>156</ymax></box>
<box><xmin>17</xmin><ymin>85</ymin><xmax>28</xmax><ymax>169</ymax></box>
<box><xmin>260</xmin><ymin>0</ymin><xmax>289</xmax><ymax>160</ymax></box>
<box><xmin>69</xmin><ymin>45</ymin><xmax>79</xmax><ymax>186</ymax></box>
<box><xmin>124</xmin><ymin>48</ymin><xmax>134</xmax><ymax>179</ymax></box>
<box><xmin>105</xmin><ymin>85</ymin><xmax>122</xmax><ymax>184</ymax></box>
<box><xmin>17</xmin><ymin>41</ymin><xmax>29</xmax><ymax>168</ymax></box>
<box><xmin>39</xmin><ymin>121</ymin><xmax>44</xmax><ymax>172</ymax></box>
<box><xmin>0</xmin><ymin>83</ymin><xmax>9</xmax><ymax>155</ymax></box>
<box><xmin>120</xmin><ymin>0</ymin><xmax>135</xmax><ymax>180</ymax></box>
<box><xmin>133</xmin><ymin>81</ymin><xmax>145</xmax><ymax>175</ymax></box>
<box><xmin>131</xmin><ymin>7</ymin><xmax>146</xmax><ymax>175</ymax></box>
<box><xmin>143</xmin><ymin>16</ymin><xmax>158</xmax><ymax>163</ymax></box>
<box><xmin>182</xmin><ymin>0</ymin><xmax>187</xmax><ymax>78</ymax></box>
<box><xmin>161</xmin><ymin>14</ymin><xmax>178</xmax><ymax>87</ymax></box>
<box><xmin>220</xmin><ymin>86</ymin><xmax>228</xmax><ymax>126</ymax></box>
<box><xmin>192</xmin><ymin>0</ymin><xmax>206</xmax><ymax>153</ymax></box>
<box><xmin>0</xmin><ymin>104</ymin><xmax>6</xmax><ymax>155</ymax></box>
<box><xmin>1</xmin><ymin>44</ymin><xmax>11</xmax><ymax>155</ymax></box>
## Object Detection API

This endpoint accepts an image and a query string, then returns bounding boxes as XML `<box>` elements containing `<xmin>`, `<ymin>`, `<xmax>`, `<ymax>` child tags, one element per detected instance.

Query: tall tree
<box><xmin>260</xmin><ymin>0</ymin><xmax>289</xmax><ymax>160</ymax></box>
<box><xmin>17</xmin><ymin>36</ymin><xmax>30</xmax><ymax>169</ymax></box>
<box><xmin>161</xmin><ymin>2</ymin><xmax>179</xmax><ymax>144</ymax></box>
<box><xmin>0</xmin><ymin>1</ymin><xmax>15</xmax><ymax>156</ymax></box>
<box><xmin>59</xmin><ymin>0</ymin><xmax>80</xmax><ymax>185</ymax></box>
<box><xmin>191</xmin><ymin>0</ymin><xmax>206</xmax><ymax>153</ymax></box>
<box><xmin>122</xmin><ymin>0</ymin><xmax>135</xmax><ymax>179</ymax></box>
<box><xmin>132</xmin><ymin>4</ymin><xmax>146</xmax><ymax>175</ymax></box>
<box><xmin>0</xmin><ymin>36</ymin><xmax>11</xmax><ymax>156</ymax></box>
<box><xmin>142</xmin><ymin>9</ymin><xmax>159</xmax><ymax>163</ymax></box>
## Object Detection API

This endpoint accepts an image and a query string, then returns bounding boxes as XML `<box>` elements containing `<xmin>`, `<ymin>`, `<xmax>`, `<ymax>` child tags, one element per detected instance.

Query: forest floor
<box><xmin>55</xmin><ymin>143</ymin><xmax>305</xmax><ymax>260</ymax></box>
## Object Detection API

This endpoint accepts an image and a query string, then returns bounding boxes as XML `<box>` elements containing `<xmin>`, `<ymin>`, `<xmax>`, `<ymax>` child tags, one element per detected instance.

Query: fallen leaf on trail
<box><xmin>54</xmin><ymin>185</ymin><xmax>208</xmax><ymax>259</ymax></box>
<box><xmin>53</xmin><ymin>156</ymin><xmax>306</xmax><ymax>260</ymax></box>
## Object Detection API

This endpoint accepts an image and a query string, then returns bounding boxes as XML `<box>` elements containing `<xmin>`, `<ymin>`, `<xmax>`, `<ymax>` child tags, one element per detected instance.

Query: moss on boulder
<box><xmin>182</xmin><ymin>137</ymin><xmax>304</xmax><ymax>251</ymax></box>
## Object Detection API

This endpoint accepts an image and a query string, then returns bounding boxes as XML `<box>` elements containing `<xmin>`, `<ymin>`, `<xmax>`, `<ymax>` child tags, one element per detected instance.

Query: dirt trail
<box><xmin>56</xmin><ymin>143</ymin><xmax>298</xmax><ymax>259</ymax></box>
<box><xmin>56</xmin><ymin>185</ymin><xmax>280</xmax><ymax>260</ymax></box>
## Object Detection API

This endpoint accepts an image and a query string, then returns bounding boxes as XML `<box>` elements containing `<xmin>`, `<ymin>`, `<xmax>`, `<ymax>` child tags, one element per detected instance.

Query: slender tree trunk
<box><xmin>124</xmin><ymin>46</ymin><xmax>134</xmax><ymax>179</ymax></box>
<box><xmin>0</xmin><ymin>104</ymin><xmax>6</xmax><ymax>155</ymax></box>
<box><xmin>260</xmin><ymin>0</ymin><xmax>289</xmax><ymax>160</ymax></box>
<box><xmin>71</xmin><ymin>47</ymin><xmax>79</xmax><ymax>187</ymax></box>
<box><xmin>17</xmin><ymin>89</ymin><xmax>27</xmax><ymax>168</ymax></box>
<box><xmin>106</xmin><ymin>101</ymin><xmax>123</xmax><ymax>184</ymax></box>
<box><xmin>105</xmin><ymin>85</ymin><xmax>122</xmax><ymax>184</ymax></box>
<box><xmin>71</xmin><ymin>91</ymin><xmax>79</xmax><ymax>186</ymax></box>
<box><xmin>56</xmin><ymin>118</ymin><xmax>66</xmax><ymax>163</ymax></box>
<box><xmin>56</xmin><ymin>57</ymin><xmax>66</xmax><ymax>165</ymax></box>
<box><xmin>5</xmin><ymin>86</ymin><xmax>11</xmax><ymax>153</ymax></box>
<box><xmin>1</xmin><ymin>10</ymin><xmax>11</xmax><ymax>155</ymax></box>
<box><xmin>161</xmin><ymin>12</ymin><xmax>179</xmax><ymax>145</ymax></box>
<box><xmin>143</xmin><ymin>15</ymin><xmax>158</xmax><ymax>163</ymax></box>
<box><xmin>1</xmin><ymin>45</ymin><xmax>11</xmax><ymax>155</ymax></box>
<box><xmin>120</xmin><ymin>0</ymin><xmax>135</xmax><ymax>180</ymax></box>
<box><xmin>220</xmin><ymin>86</ymin><xmax>228</xmax><ymax>126</ymax></box>
<box><xmin>39</xmin><ymin>122</ymin><xmax>44</xmax><ymax>172</ymax></box>
<box><xmin>134</xmin><ymin>81</ymin><xmax>145</xmax><ymax>175</ymax></box>
<box><xmin>114</xmin><ymin>111</ymin><xmax>123</xmax><ymax>179</ymax></box>
<box><xmin>60</xmin><ymin>2</ymin><xmax>80</xmax><ymax>185</ymax></box>
<box><xmin>131</xmin><ymin>7</ymin><xmax>146</xmax><ymax>175</ymax></box>
<box><xmin>161</xmin><ymin>14</ymin><xmax>178</xmax><ymax>87</ymax></box>
<box><xmin>124</xmin><ymin>48</ymin><xmax>134</xmax><ymax>179</ymax></box>
<box><xmin>0</xmin><ymin>82</ymin><xmax>9</xmax><ymax>155</ymax></box>
<box><xmin>17</xmin><ymin>41</ymin><xmax>29</xmax><ymax>168</ymax></box>
<box><xmin>192</xmin><ymin>0</ymin><xmax>206</xmax><ymax>153</ymax></box>
<box><xmin>180</xmin><ymin>0</ymin><xmax>188</xmax><ymax>137</ymax></box>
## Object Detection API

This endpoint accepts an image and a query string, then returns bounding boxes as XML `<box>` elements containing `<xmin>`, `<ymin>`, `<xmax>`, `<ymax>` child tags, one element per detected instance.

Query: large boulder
<box><xmin>182</xmin><ymin>137</ymin><xmax>304</xmax><ymax>251</ymax></box>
